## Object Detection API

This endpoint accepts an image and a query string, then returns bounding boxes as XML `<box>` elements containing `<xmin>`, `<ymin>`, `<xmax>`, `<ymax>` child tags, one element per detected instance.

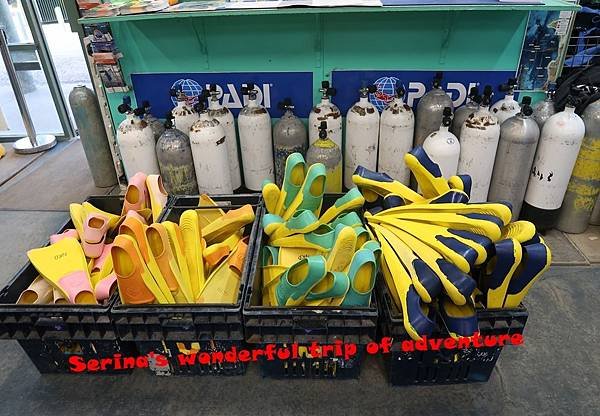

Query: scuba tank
<box><xmin>306</xmin><ymin>121</ymin><xmax>342</xmax><ymax>193</ymax></box>
<box><xmin>156</xmin><ymin>111</ymin><xmax>199</xmax><ymax>195</ymax></box>
<box><xmin>457</xmin><ymin>85</ymin><xmax>501</xmax><ymax>202</ymax></box>
<box><xmin>142</xmin><ymin>100</ymin><xmax>165</xmax><ymax>141</ymax></box>
<box><xmin>189</xmin><ymin>93</ymin><xmax>233</xmax><ymax>194</ymax></box>
<box><xmin>308</xmin><ymin>80</ymin><xmax>342</xmax><ymax>149</ymax></box>
<box><xmin>170</xmin><ymin>86</ymin><xmax>199</xmax><ymax>136</ymax></box>
<box><xmin>68</xmin><ymin>85</ymin><xmax>118</xmax><ymax>188</ymax></box>
<box><xmin>117</xmin><ymin>97</ymin><xmax>159</xmax><ymax>180</ymax></box>
<box><xmin>521</xmin><ymin>95</ymin><xmax>586</xmax><ymax>230</ymax></box>
<box><xmin>238</xmin><ymin>82</ymin><xmax>274</xmax><ymax>191</ymax></box>
<box><xmin>414</xmin><ymin>72</ymin><xmax>454</xmax><ymax>147</ymax></box>
<box><xmin>208</xmin><ymin>84</ymin><xmax>242</xmax><ymax>190</ymax></box>
<box><xmin>556</xmin><ymin>97</ymin><xmax>600</xmax><ymax>233</ymax></box>
<box><xmin>591</xmin><ymin>194</ymin><xmax>600</xmax><ymax>225</ymax></box>
<box><xmin>491</xmin><ymin>78</ymin><xmax>521</xmax><ymax>125</ymax></box>
<box><xmin>451</xmin><ymin>86</ymin><xmax>479</xmax><ymax>138</ymax></box>
<box><xmin>344</xmin><ymin>85</ymin><xmax>380</xmax><ymax>189</ymax></box>
<box><xmin>422</xmin><ymin>107</ymin><xmax>460</xmax><ymax>178</ymax></box>
<box><xmin>533</xmin><ymin>86</ymin><xmax>556</xmax><ymax>129</ymax></box>
<box><xmin>377</xmin><ymin>86</ymin><xmax>414</xmax><ymax>185</ymax></box>
<box><xmin>488</xmin><ymin>96</ymin><xmax>540</xmax><ymax>219</ymax></box>
<box><xmin>273</xmin><ymin>98</ymin><xmax>308</xmax><ymax>186</ymax></box>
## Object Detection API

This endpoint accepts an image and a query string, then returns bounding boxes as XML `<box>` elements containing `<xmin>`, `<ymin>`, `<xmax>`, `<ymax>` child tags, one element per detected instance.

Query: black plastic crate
<box><xmin>376</xmin><ymin>280</ymin><xmax>528</xmax><ymax>386</ymax></box>
<box><xmin>0</xmin><ymin>196</ymin><xmax>137</xmax><ymax>373</ymax></box>
<box><xmin>110</xmin><ymin>194</ymin><xmax>261</xmax><ymax>376</ymax></box>
<box><xmin>169</xmin><ymin>194</ymin><xmax>262</xmax><ymax>208</ymax></box>
<box><xmin>243</xmin><ymin>194</ymin><xmax>378</xmax><ymax>379</ymax></box>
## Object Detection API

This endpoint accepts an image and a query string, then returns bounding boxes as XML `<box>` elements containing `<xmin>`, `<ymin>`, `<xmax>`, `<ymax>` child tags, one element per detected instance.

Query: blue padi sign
<box><xmin>131</xmin><ymin>72</ymin><xmax>314</xmax><ymax>118</ymax></box>
<box><xmin>331</xmin><ymin>70</ymin><xmax>516</xmax><ymax>113</ymax></box>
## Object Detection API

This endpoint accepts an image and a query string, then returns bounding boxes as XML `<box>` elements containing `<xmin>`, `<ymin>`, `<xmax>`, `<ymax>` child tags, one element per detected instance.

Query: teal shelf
<box><xmin>78</xmin><ymin>0</ymin><xmax>578</xmax><ymax>24</ymax></box>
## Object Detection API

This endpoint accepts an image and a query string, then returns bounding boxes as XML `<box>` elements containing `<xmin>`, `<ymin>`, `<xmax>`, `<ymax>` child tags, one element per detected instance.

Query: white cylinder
<box><xmin>423</xmin><ymin>125</ymin><xmax>460</xmax><ymax>179</ymax></box>
<box><xmin>458</xmin><ymin>108</ymin><xmax>501</xmax><ymax>202</ymax></box>
<box><xmin>491</xmin><ymin>94</ymin><xmax>521</xmax><ymax>125</ymax></box>
<box><xmin>117</xmin><ymin>114</ymin><xmax>160</xmax><ymax>180</ymax></box>
<box><xmin>172</xmin><ymin>101</ymin><xmax>199</xmax><ymax>136</ymax></box>
<box><xmin>524</xmin><ymin>106</ymin><xmax>586</xmax><ymax>210</ymax></box>
<box><xmin>344</xmin><ymin>97</ymin><xmax>380</xmax><ymax>188</ymax></box>
<box><xmin>377</xmin><ymin>97</ymin><xmax>414</xmax><ymax>185</ymax></box>
<box><xmin>308</xmin><ymin>98</ymin><xmax>342</xmax><ymax>149</ymax></box>
<box><xmin>208</xmin><ymin>100</ymin><xmax>242</xmax><ymax>189</ymax></box>
<box><xmin>238</xmin><ymin>99</ymin><xmax>274</xmax><ymax>191</ymax></box>
<box><xmin>189</xmin><ymin>114</ymin><xmax>233</xmax><ymax>194</ymax></box>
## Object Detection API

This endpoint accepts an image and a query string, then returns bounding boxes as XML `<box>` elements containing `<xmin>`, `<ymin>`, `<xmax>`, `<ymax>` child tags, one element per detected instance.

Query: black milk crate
<box><xmin>377</xmin><ymin>280</ymin><xmax>528</xmax><ymax>386</ymax></box>
<box><xmin>111</xmin><ymin>194</ymin><xmax>262</xmax><ymax>376</ymax></box>
<box><xmin>243</xmin><ymin>194</ymin><xmax>378</xmax><ymax>379</ymax></box>
<box><xmin>0</xmin><ymin>196</ymin><xmax>136</xmax><ymax>374</ymax></box>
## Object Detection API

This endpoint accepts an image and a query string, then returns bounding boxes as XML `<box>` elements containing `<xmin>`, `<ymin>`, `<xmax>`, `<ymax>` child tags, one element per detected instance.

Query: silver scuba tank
<box><xmin>451</xmin><ymin>86</ymin><xmax>479</xmax><ymax>138</ymax></box>
<box><xmin>308</xmin><ymin>81</ymin><xmax>342</xmax><ymax>149</ymax></box>
<box><xmin>170</xmin><ymin>86</ymin><xmax>199</xmax><ymax>136</ymax></box>
<box><xmin>488</xmin><ymin>96</ymin><xmax>540</xmax><ymax>219</ymax></box>
<box><xmin>116</xmin><ymin>98</ymin><xmax>160</xmax><ymax>180</ymax></box>
<box><xmin>422</xmin><ymin>107</ymin><xmax>460</xmax><ymax>178</ymax></box>
<box><xmin>414</xmin><ymin>72</ymin><xmax>454</xmax><ymax>147</ymax></box>
<box><xmin>377</xmin><ymin>85</ymin><xmax>414</xmax><ymax>185</ymax></box>
<box><xmin>273</xmin><ymin>98</ymin><xmax>308</xmax><ymax>186</ymax></box>
<box><xmin>591</xmin><ymin>194</ymin><xmax>600</xmax><ymax>225</ymax></box>
<box><xmin>344</xmin><ymin>85</ymin><xmax>380</xmax><ymax>189</ymax></box>
<box><xmin>521</xmin><ymin>95</ymin><xmax>586</xmax><ymax>230</ymax></box>
<box><xmin>237</xmin><ymin>82</ymin><xmax>274</xmax><ymax>191</ymax></box>
<box><xmin>306</xmin><ymin>121</ymin><xmax>343</xmax><ymax>193</ymax></box>
<box><xmin>142</xmin><ymin>100</ymin><xmax>165</xmax><ymax>141</ymax></box>
<box><xmin>533</xmin><ymin>85</ymin><xmax>556</xmax><ymax>129</ymax></box>
<box><xmin>458</xmin><ymin>85</ymin><xmax>501</xmax><ymax>202</ymax></box>
<box><xmin>188</xmin><ymin>94</ymin><xmax>233</xmax><ymax>194</ymax></box>
<box><xmin>556</xmin><ymin>96</ymin><xmax>600</xmax><ymax>233</ymax></box>
<box><xmin>156</xmin><ymin>111</ymin><xmax>199</xmax><ymax>195</ymax></box>
<box><xmin>207</xmin><ymin>84</ymin><xmax>242</xmax><ymax>190</ymax></box>
<box><xmin>490</xmin><ymin>78</ymin><xmax>521</xmax><ymax>125</ymax></box>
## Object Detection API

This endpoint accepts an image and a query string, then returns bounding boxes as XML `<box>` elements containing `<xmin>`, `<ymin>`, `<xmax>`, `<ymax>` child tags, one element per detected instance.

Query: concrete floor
<box><xmin>0</xmin><ymin>140</ymin><xmax>598</xmax><ymax>416</ymax></box>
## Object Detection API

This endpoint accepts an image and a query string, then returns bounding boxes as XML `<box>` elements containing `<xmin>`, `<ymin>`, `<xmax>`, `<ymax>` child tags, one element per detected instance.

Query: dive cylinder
<box><xmin>488</xmin><ymin>96</ymin><xmax>540</xmax><ymax>219</ymax></box>
<box><xmin>377</xmin><ymin>86</ymin><xmax>414</xmax><ymax>185</ymax></box>
<box><xmin>491</xmin><ymin>78</ymin><xmax>521</xmax><ymax>125</ymax></box>
<box><xmin>422</xmin><ymin>107</ymin><xmax>460</xmax><ymax>178</ymax></box>
<box><xmin>116</xmin><ymin>98</ymin><xmax>159</xmax><ymax>180</ymax></box>
<box><xmin>238</xmin><ymin>83</ymin><xmax>274</xmax><ymax>191</ymax></box>
<box><xmin>414</xmin><ymin>72</ymin><xmax>454</xmax><ymax>147</ymax></box>
<box><xmin>533</xmin><ymin>86</ymin><xmax>556</xmax><ymax>129</ymax></box>
<box><xmin>189</xmin><ymin>95</ymin><xmax>233</xmax><ymax>194</ymax></box>
<box><xmin>142</xmin><ymin>100</ymin><xmax>165</xmax><ymax>141</ymax></box>
<box><xmin>156</xmin><ymin>111</ymin><xmax>199</xmax><ymax>195</ymax></box>
<box><xmin>344</xmin><ymin>85</ymin><xmax>380</xmax><ymax>189</ymax></box>
<box><xmin>170</xmin><ymin>86</ymin><xmax>199</xmax><ymax>136</ymax></box>
<box><xmin>458</xmin><ymin>85</ymin><xmax>501</xmax><ymax>202</ymax></box>
<box><xmin>308</xmin><ymin>81</ymin><xmax>342</xmax><ymax>149</ymax></box>
<box><xmin>556</xmin><ymin>97</ymin><xmax>600</xmax><ymax>233</ymax></box>
<box><xmin>68</xmin><ymin>85</ymin><xmax>118</xmax><ymax>188</ymax></box>
<box><xmin>521</xmin><ymin>96</ymin><xmax>586</xmax><ymax>230</ymax></box>
<box><xmin>273</xmin><ymin>98</ymin><xmax>308</xmax><ymax>186</ymax></box>
<box><xmin>306</xmin><ymin>121</ymin><xmax>342</xmax><ymax>193</ymax></box>
<box><xmin>591</xmin><ymin>195</ymin><xmax>600</xmax><ymax>225</ymax></box>
<box><xmin>207</xmin><ymin>84</ymin><xmax>242</xmax><ymax>190</ymax></box>
<box><xmin>451</xmin><ymin>86</ymin><xmax>479</xmax><ymax>139</ymax></box>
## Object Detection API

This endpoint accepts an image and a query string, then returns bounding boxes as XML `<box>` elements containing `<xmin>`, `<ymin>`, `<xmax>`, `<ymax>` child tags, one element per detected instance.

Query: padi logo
<box><xmin>170</xmin><ymin>79</ymin><xmax>272</xmax><ymax>108</ymax></box>
<box><xmin>370</xmin><ymin>76</ymin><xmax>479</xmax><ymax>112</ymax></box>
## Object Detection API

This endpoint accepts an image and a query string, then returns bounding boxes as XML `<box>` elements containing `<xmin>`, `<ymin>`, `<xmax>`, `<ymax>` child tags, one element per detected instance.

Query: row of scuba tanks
<box><xmin>115</xmin><ymin>73</ymin><xmax>593</xmax><ymax>232</ymax></box>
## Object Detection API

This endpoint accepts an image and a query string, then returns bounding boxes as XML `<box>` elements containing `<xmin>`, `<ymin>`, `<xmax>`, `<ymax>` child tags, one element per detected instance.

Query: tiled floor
<box><xmin>0</xmin><ymin>140</ymin><xmax>598</xmax><ymax>415</ymax></box>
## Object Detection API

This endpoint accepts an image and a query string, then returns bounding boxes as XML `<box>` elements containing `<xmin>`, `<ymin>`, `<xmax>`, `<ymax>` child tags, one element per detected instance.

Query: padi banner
<box><xmin>331</xmin><ymin>70</ymin><xmax>516</xmax><ymax>114</ymax></box>
<box><xmin>131</xmin><ymin>72</ymin><xmax>313</xmax><ymax>118</ymax></box>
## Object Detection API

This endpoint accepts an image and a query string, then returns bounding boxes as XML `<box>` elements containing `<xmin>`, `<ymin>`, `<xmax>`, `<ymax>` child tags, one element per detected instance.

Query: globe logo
<box><xmin>370</xmin><ymin>76</ymin><xmax>402</xmax><ymax>112</ymax></box>
<box><xmin>170</xmin><ymin>79</ymin><xmax>203</xmax><ymax>106</ymax></box>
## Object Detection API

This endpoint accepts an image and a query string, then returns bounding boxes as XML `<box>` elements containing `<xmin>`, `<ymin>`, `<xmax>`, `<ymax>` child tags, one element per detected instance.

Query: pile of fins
<box><xmin>21</xmin><ymin>172</ymin><xmax>169</xmax><ymax>305</ymax></box>
<box><xmin>356</xmin><ymin>147</ymin><xmax>552</xmax><ymax>341</ymax></box>
<box><xmin>261</xmin><ymin>153</ymin><xmax>380</xmax><ymax>307</ymax></box>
